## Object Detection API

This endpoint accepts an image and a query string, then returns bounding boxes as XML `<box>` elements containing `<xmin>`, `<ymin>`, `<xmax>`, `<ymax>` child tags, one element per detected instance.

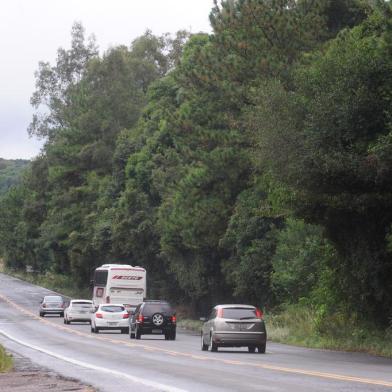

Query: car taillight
<box><xmin>137</xmin><ymin>314</ymin><xmax>144</xmax><ymax>323</ymax></box>
<box><xmin>96</xmin><ymin>313</ymin><xmax>103</xmax><ymax>318</ymax></box>
<box><xmin>122</xmin><ymin>313</ymin><xmax>129</xmax><ymax>319</ymax></box>
<box><xmin>171</xmin><ymin>315</ymin><xmax>176</xmax><ymax>323</ymax></box>
<box><xmin>256</xmin><ymin>308</ymin><xmax>263</xmax><ymax>319</ymax></box>
<box><xmin>105</xmin><ymin>296</ymin><xmax>110</xmax><ymax>303</ymax></box>
<box><xmin>217</xmin><ymin>308</ymin><xmax>223</xmax><ymax>318</ymax></box>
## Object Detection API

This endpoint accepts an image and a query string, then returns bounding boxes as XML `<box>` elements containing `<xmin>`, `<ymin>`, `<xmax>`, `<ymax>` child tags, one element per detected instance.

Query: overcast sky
<box><xmin>0</xmin><ymin>0</ymin><xmax>214</xmax><ymax>160</ymax></box>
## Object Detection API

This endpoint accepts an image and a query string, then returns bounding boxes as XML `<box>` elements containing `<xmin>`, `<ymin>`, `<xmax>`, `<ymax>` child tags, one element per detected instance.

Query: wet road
<box><xmin>0</xmin><ymin>273</ymin><xmax>391</xmax><ymax>391</ymax></box>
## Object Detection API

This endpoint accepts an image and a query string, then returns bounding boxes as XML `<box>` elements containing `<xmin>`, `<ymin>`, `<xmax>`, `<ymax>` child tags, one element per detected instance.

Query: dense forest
<box><xmin>1</xmin><ymin>0</ymin><xmax>392</xmax><ymax>331</ymax></box>
<box><xmin>0</xmin><ymin>159</ymin><xmax>29</xmax><ymax>195</ymax></box>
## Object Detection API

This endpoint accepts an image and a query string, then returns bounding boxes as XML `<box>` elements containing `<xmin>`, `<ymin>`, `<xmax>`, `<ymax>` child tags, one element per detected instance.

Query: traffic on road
<box><xmin>1</xmin><ymin>272</ymin><xmax>392</xmax><ymax>392</ymax></box>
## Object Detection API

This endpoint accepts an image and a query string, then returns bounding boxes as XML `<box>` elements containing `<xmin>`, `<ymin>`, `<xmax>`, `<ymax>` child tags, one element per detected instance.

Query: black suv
<box><xmin>129</xmin><ymin>300</ymin><xmax>176</xmax><ymax>340</ymax></box>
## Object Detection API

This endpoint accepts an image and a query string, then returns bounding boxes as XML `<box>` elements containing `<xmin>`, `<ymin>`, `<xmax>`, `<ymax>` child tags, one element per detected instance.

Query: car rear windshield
<box><xmin>143</xmin><ymin>303</ymin><xmax>173</xmax><ymax>314</ymax></box>
<box><xmin>45</xmin><ymin>296</ymin><xmax>62</xmax><ymax>302</ymax></box>
<box><xmin>73</xmin><ymin>302</ymin><xmax>92</xmax><ymax>308</ymax></box>
<box><xmin>222</xmin><ymin>308</ymin><xmax>256</xmax><ymax>319</ymax></box>
<box><xmin>101</xmin><ymin>305</ymin><xmax>124</xmax><ymax>313</ymax></box>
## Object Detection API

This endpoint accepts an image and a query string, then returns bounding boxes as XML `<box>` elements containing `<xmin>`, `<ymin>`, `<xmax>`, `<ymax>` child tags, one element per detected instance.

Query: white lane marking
<box><xmin>0</xmin><ymin>329</ymin><xmax>188</xmax><ymax>392</ymax></box>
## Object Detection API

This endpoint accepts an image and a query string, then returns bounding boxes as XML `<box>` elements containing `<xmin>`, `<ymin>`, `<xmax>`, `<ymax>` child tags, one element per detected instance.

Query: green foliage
<box><xmin>272</xmin><ymin>219</ymin><xmax>335</xmax><ymax>303</ymax></box>
<box><xmin>255</xmin><ymin>4</ymin><xmax>392</xmax><ymax>323</ymax></box>
<box><xmin>0</xmin><ymin>159</ymin><xmax>29</xmax><ymax>195</ymax></box>
<box><xmin>220</xmin><ymin>180</ymin><xmax>283</xmax><ymax>306</ymax></box>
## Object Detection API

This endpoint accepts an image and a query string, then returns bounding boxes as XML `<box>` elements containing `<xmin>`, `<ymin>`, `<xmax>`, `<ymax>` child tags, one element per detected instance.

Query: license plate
<box><xmin>108</xmin><ymin>322</ymin><xmax>118</xmax><ymax>326</ymax></box>
<box><xmin>152</xmin><ymin>329</ymin><xmax>162</xmax><ymax>334</ymax></box>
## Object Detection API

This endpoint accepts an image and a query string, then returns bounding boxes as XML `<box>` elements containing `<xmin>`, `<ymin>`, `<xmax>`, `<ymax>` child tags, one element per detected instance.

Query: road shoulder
<box><xmin>0</xmin><ymin>348</ymin><xmax>95</xmax><ymax>392</ymax></box>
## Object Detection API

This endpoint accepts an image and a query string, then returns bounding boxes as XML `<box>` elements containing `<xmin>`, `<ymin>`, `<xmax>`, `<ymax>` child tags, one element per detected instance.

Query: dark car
<box><xmin>200</xmin><ymin>304</ymin><xmax>267</xmax><ymax>353</ymax></box>
<box><xmin>39</xmin><ymin>295</ymin><xmax>66</xmax><ymax>317</ymax></box>
<box><xmin>129</xmin><ymin>300</ymin><xmax>176</xmax><ymax>340</ymax></box>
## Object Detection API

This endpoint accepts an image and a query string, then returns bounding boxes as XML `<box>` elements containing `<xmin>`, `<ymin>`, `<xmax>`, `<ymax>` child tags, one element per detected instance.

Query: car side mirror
<box><xmin>200</xmin><ymin>317</ymin><xmax>207</xmax><ymax>322</ymax></box>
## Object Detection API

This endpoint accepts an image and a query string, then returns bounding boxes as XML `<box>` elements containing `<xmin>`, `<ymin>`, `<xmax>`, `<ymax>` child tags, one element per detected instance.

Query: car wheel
<box><xmin>39</xmin><ymin>312</ymin><xmax>44</xmax><ymax>317</ymax></box>
<box><xmin>201</xmin><ymin>333</ymin><xmax>208</xmax><ymax>351</ymax></box>
<box><xmin>91</xmin><ymin>325</ymin><xmax>95</xmax><ymax>333</ymax></box>
<box><xmin>135</xmin><ymin>326</ymin><xmax>141</xmax><ymax>340</ymax></box>
<box><xmin>171</xmin><ymin>330</ymin><xmax>176</xmax><ymax>340</ymax></box>
<box><xmin>165</xmin><ymin>333</ymin><xmax>170</xmax><ymax>340</ymax></box>
<box><xmin>209</xmin><ymin>334</ymin><xmax>218</xmax><ymax>352</ymax></box>
<box><xmin>63</xmin><ymin>318</ymin><xmax>66</xmax><ymax>324</ymax></box>
<box><xmin>257</xmin><ymin>343</ymin><xmax>266</xmax><ymax>354</ymax></box>
<box><xmin>248</xmin><ymin>346</ymin><xmax>256</xmax><ymax>353</ymax></box>
<box><xmin>152</xmin><ymin>313</ymin><xmax>164</xmax><ymax>327</ymax></box>
<box><xmin>121</xmin><ymin>328</ymin><xmax>129</xmax><ymax>334</ymax></box>
<box><xmin>60</xmin><ymin>312</ymin><xmax>64</xmax><ymax>317</ymax></box>
<box><xmin>95</xmin><ymin>327</ymin><xmax>100</xmax><ymax>333</ymax></box>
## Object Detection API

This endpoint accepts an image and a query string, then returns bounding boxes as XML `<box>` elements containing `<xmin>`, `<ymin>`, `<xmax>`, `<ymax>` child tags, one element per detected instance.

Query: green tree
<box><xmin>256</xmin><ymin>4</ymin><xmax>392</xmax><ymax>323</ymax></box>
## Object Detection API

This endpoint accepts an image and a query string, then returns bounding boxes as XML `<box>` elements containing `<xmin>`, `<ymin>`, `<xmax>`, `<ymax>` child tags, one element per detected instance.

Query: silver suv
<box><xmin>200</xmin><ymin>304</ymin><xmax>267</xmax><ymax>353</ymax></box>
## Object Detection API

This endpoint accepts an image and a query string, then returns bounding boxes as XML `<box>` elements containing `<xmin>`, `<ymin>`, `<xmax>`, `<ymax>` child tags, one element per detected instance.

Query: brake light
<box><xmin>137</xmin><ymin>314</ymin><xmax>144</xmax><ymax>323</ymax></box>
<box><xmin>217</xmin><ymin>308</ymin><xmax>223</xmax><ymax>318</ymax></box>
<box><xmin>96</xmin><ymin>313</ymin><xmax>103</xmax><ymax>318</ymax></box>
<box><xmin>122</xmin><ymin>313</ymin><xmax>129</xmax><ymax>319</ymax></box>
<box><xmin>105</xmin><ymin>296</ymin><xmax>110</xmax><ymax>303</ymax></box>
<box><xmin>171</xmin><ymin>315</ymin><xmax>176</xmax><ymax>323</ymax></box>
<box><xmin>256</xmin><ymin>308</ymin><xmax>263</xmax><ymax>319</ymax></box>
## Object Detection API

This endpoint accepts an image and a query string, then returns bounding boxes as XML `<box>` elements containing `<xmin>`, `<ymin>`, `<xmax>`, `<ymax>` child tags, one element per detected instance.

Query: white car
<box><xmin>64</xmin><ymin>300</ymin><xmax>94</xmax><ymax>324</ymax></box>
<box><xmin>91</xmin><ymin>304</ymin><xmax>130</xmax><ymax>334</ymax></box>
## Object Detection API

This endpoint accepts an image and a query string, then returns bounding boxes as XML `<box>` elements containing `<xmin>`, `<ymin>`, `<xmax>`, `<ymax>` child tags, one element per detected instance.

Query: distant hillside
<box><xmin>0</xmin><ymin>158</ymin><xmax>30</xmax><ymax>195</ymax></box>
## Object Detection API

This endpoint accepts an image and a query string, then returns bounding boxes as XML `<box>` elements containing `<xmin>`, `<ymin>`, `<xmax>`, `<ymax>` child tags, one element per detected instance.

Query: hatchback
<box><xmin>39</xmin><ymin>295</ymin><xmax>66</xmax><ymax>317</ymax></box>
<box><xmin>129</xmin><ymin>300</ymin><xmax>176</xmax><ymax>340</ymax></box>
<box><xmin>64</xmin><ymin>299</ymin><xmax>94</xmax><ymax>324</ymax></box>
<box><xmin>91</xmin><ymin>304</ymin><xmax>130</xmax><ymax>334</ymax></box>
<box><xmin>200</xmin><ymin>304</ymin><xmax>267</xmax><ymax>353</ymax></box>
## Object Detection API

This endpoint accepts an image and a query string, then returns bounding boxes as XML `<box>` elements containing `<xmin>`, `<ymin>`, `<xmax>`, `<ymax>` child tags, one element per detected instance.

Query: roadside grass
<box><xmin>4</xmin><ymin>268</ymin><xmax>90</xmax><ymax>300</ymax></box>
<box><xmin>0</xmin><ymin>345</ymin><xmax>13</xmax><ymax>372</ymax></box>
<box><xmin>177</xmin><ymin>318</ymin><xmax>203</xmax><ymax>333</ymax></box>
<box><xmin>266</xmin><ymin>304</ymin><xmax>392</xmax><ymax>358</ymax></box>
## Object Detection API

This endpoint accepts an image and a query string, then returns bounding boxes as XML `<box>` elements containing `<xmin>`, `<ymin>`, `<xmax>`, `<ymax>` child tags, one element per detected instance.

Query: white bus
<box><xmin>92</xmin><ymin>264</ymin><xmax>146</xmax><ymax>309</ymax></box>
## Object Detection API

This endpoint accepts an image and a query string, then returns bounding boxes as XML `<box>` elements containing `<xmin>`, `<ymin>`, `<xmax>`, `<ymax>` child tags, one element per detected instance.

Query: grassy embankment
<box><xmin>2</xmin><ymin>263</ymin><xmax>391</xmax><ymax>358</ymax></box>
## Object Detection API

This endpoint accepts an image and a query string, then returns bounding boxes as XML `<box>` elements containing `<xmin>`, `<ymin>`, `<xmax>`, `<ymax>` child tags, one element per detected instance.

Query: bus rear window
<box><xmin>94</xmin><ymin>270</ymin><xmax>108</xmax><ymax>286</ymax></box>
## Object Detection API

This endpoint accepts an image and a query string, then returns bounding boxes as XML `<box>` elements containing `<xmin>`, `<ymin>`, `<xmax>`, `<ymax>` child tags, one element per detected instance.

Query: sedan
<box><xmin>91</xmin><ymin>304</ymin><xmax>130</xmax><ymax>334</ymax></box>
<box><xmin>39</xmin><ymin>295</ymin><xmax>66</xmax><ymax>317</ymax></box>
<box><xmin>64</xmin><ymin>299</ymin><xmax>94</xmax><ymax>324</ymax></box>
<box><xmin>200</xmin><ymin>304</ymin><xmax>267</xmax><ymax>353</ymax></box>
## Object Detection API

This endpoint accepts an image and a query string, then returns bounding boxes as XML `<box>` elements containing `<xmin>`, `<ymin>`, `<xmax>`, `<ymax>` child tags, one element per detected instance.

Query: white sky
<box><xmin>0</xmin><ymin>0</ymin><xmax>214</xmax><ymax>160</ymax></box>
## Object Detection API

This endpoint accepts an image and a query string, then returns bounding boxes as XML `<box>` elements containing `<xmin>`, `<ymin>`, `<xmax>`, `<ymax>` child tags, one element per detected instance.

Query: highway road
<box><xmin>0</xmin><ymin>272</ymin><xmax>391</xmax><ymax>392</ymax></box>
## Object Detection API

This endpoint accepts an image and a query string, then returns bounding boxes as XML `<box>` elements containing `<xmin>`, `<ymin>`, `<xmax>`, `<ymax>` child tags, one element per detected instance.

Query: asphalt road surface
<box><xmin>0</xmin><ymin>273</ymin><xmax>391</xmax><ymax>392</ymax></box>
